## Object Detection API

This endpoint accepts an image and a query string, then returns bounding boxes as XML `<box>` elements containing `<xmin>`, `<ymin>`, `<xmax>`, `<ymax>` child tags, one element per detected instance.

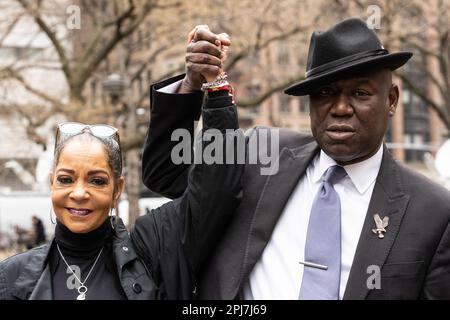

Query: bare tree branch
<box><xmin>225</xmin><ymin>24</ymin><xmax>309</xmax><ymax>71</ymax></box>
<box><xmin>136</xmin><ymin>64</ymin><xmax>184</xmax><ymax>107</ymax></box>
<box><xmin>73</xmin><ymin>0</ymin><xmax>157</xmax><ymax>98</ymax></box>
<box><xmin>130</xmin><ymin>44</ymin><xmax>170</xmax><ymax>82</ymax></box>
<box><xmin>16</xmin><ymin>0</ymin><xmax>72</xmax><ymax>82</ymax></box>
<box><xmin>151</xmin><ymin>0</ymin><xmax>181</xmax><ymax>10</ymax></box>
<box><xmin>398</xmin><ymin>72</ymin><xmax>450</xmax><ymax>130</ymax></box>
<box><xmin>1</xmin><ymin>67</ymin><xmax>66</xmax><ymax>112</ymax></box>
<box><xmin>252</xmin><ymin>0</ymin><xmax>275</xmax><ymax>51</ymax></box>
<box><xmin>438</xmin><ymin>31</ymin><xmax>450</xmax><ymax>96</ymax></box>
<box><xmin>121</xmin><ymin>131</ymin><xmax>147</xmax><ymax>151</ymax></box>
<box><xmin>14</xmin><ymin>104</ymin><xmax>52</xmax><ymax>148</ymax></box>
<box><xmin>236</xmin><ymin>75</ymin><xmax>305</xmax><ymax>108</ymax></box>
<box><xmin>0</xmin><ymin>12</ymin><xmax>23</xmax><ymax>47</ymax></box>
<box><xmin>400</xmin><ymin>36</ymin><xmax>441</xmax><ymax>59</ymax></box>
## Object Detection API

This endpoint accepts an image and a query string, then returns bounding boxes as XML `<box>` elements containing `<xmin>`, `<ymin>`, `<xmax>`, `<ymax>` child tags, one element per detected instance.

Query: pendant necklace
<box><xmin>56</xmin><ymin>243</ymin><xmax>104</xmax><ymax>300</ymax></box>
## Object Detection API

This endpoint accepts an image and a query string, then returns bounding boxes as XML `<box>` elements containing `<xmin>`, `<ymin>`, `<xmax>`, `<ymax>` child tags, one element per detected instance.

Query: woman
<box><xmin>0</xmin><ymin>80</ymin><xmax>242</xmax><ymax>299</ymax></box>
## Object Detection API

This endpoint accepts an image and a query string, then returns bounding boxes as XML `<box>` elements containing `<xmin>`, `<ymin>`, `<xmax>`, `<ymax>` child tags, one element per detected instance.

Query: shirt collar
<box><xmin>313</xmin><ymin>144</ymin><xmax>383</xmax><ymax>194</ymax></box>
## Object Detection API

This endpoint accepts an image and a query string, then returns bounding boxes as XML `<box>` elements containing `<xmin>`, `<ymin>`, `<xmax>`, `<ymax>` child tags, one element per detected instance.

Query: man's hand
<box><xmin>179</xmin><ymin>25</ymin><xmax>230</xmax><ymax>93</ymax></box>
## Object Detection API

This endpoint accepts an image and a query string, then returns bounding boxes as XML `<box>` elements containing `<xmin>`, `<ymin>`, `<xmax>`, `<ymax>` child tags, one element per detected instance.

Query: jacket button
<box><xmin>122</xmin><ymin>246</ymin><xmax>128</xmax><ymax>252</ymax></box>
<box><xmin>132</xmin><ymin>283</ymin><xmax>142</xmax><ymax>294</ymax></box>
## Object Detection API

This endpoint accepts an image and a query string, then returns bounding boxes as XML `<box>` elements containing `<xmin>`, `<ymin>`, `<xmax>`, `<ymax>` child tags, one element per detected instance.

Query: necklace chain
<box><xmin>56</xmin><ymin>243</ymin><xmax>104</xmax><ymax>296</ymax></box>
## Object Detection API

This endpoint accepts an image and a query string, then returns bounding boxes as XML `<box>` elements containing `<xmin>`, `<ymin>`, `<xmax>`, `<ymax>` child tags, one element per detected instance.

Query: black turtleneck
<box><xmin>50</xmin><ymin>218</ymin><xmax>126</xmax><ymax>300</ymax></box>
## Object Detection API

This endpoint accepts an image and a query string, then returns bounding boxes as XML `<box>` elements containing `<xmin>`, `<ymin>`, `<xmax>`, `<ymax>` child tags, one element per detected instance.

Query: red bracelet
<box><xmin>208</xmin><ymin>84</ymin><xmax>232</xmax><ymax>92</ymax></box>
<box><xmin>208</xmin><ymin>84</ymin><xmax>235</xmax><ymax>103</ymax></box>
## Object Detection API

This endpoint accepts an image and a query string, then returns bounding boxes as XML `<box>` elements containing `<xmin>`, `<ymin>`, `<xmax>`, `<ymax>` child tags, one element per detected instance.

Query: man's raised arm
<box><xmin>142</xmin><ymin>26</ymin><xmax>230</xmax><ymax>198</ymax></box>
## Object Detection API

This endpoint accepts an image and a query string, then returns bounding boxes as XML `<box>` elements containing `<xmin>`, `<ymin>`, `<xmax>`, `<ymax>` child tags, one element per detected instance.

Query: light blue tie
<box><xmin>299</xmin><ymin>165</ymin><xmax>347</xmax><ymax>300</ymax></box>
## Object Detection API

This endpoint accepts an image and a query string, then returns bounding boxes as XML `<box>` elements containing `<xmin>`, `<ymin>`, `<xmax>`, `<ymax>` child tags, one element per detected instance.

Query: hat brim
<box><xmin>284</xmin><ymin>52</ymin><xmax>412</xmax><ymax>96</ymax></box>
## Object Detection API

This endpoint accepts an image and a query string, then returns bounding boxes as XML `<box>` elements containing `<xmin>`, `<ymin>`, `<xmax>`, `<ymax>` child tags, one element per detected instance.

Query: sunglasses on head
<box><xmin>54</xmin><ymin>122</ymin><xmax>122</xmax><ymax>172</ymax></box>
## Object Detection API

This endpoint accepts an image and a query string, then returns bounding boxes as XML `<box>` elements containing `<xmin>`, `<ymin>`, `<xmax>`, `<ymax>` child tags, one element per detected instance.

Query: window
<box><xmin>402</xmin><ymin>89</ymin><xmax>410</xmax><ymax>104</ymax></box>
<box><xmin>403</xmin><ymin>84</ymin><xmax>430</xmax><ymax>163</ymax></box>
<box><xmin>405</xmin><ymin>133</ymin><xmax>427</xmax><ymax>163</ymax></box>
<box><xmin>0</xmin><ymin>46</ymin><xmax>43</xmax><ymax>61</ymax></box>
<box><xmin>299</xmin><ymin>96</ymin><xmax>309</xmax><ymax>114</ymax></box>
<box><xmin>245</xmin><ymin>83</ymin><xmax>261</xmax><ymax>115</ymax></box>
<box><xmin>277</xmin><ymin>43</ymin><xmax>290</xmax><ymax>65</ymax></box>
<box><xmin>279</xmin><ymin>94</ymin><xmax>291</xmax><ymax>114</ymax></box>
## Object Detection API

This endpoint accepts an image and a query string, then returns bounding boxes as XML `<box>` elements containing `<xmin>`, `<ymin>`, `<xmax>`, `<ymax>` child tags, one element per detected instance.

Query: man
<box><xmin>142</xmin><ymin>18</ymin><xmax>450</xmax><ymax>299</ymax></box>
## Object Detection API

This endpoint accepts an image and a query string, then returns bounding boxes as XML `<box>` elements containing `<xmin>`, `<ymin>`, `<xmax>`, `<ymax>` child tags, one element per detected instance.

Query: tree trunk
<box><xmin>124</xmin><ymin>84</ymin><xmax>141</xmax><ymax>227</ymax></box>
<box><xmin>125</xmin><ymin>147</ymin><xmax>141</xmax><ymax>227</ymax></box>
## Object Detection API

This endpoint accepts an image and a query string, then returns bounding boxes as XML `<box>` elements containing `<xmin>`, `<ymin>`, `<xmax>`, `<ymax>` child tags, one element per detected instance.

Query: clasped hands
<box><xmin>179</xmin><ymin>25</ymin><xmax>231</xmax><ymax>94</ymax></box>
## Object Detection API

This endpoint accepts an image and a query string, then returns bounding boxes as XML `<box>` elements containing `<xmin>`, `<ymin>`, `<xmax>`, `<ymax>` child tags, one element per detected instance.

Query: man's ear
<box><xmin>388</xmin><ymin>84</ymin><xmax>399</xmax><ymax>117</ymax></box>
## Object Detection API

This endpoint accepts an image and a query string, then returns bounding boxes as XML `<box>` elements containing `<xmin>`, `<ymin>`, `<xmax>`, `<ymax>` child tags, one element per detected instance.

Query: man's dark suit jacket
<box><xmin>143</xmin><ymin>75</ymin><xmax>450</xmax><ymax>299</ymax></box>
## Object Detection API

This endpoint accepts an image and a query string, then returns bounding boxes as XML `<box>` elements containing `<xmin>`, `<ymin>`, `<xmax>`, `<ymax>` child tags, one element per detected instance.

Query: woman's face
<box><xmin>50</xmin><ymin>139</ymin><xmax>124</xmax><ymax>233</ymax></box>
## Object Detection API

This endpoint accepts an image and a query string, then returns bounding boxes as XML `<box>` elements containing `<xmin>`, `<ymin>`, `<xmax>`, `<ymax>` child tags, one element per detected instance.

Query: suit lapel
<box><xmin>343</xmin><ymin>146</ymin><xmax>410</xmax><ymax>299</ymax></box>
<box><xmin>241</xmin><ymin>141</ymin><xmax>319</xmax><ymax>283</ymax></box>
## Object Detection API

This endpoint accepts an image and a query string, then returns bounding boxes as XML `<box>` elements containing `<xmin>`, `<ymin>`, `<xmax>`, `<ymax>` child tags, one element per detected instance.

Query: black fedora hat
<box><xmin>284</xmin><ymin>17</ymin><xmax>412</xmax><ymax>96</ymax></box>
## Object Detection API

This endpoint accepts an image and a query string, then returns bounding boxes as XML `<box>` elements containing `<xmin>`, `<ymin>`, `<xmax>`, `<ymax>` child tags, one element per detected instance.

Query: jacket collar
<box><xmin>343</xmin><ymin>144</ymin><xmax>410</xmax><ymax>299</ymax></box>
<box><xmin>314</xmin><ymin>144</ymin><xmax>383</xmax><ymax>194</ymax></box>
<box><xmin>29</xmin><ymin>264</ymin><xmax>53</xmax><ymax>300</ymax></box>
<box><xmin>110</xmin><ymin>217</ymin><xmax>155</xmax><ymax>300</ymax></box>
<box><xmin>12</xmin><ymin>217</ymin><xmax>140</xmax><ymax>300</ymax></box>
<box><xmin>12</xmin><ymin>243</ymin><xmax>52</xmax><ymax>300</ymax></box>
<box><xmin>240</xmin><ymin>140</ymin><xmax>320</xmax><ymax>287</ymax></box>
<box><xmin>239</xmin><ymin>142</ymin><xmax>410</xmax><ymax>300</ymax></box>
<box><xmin>110</xmin><ymin>216</ymin><xmax>139</xmax><ymax>273</ymax></box>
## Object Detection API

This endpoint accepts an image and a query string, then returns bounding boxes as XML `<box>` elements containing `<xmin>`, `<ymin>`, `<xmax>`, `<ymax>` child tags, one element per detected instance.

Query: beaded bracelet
<box><xmin>201</xmin><ymin>72</ymin><xmax>228</xmax><ymax>91</ymax></box>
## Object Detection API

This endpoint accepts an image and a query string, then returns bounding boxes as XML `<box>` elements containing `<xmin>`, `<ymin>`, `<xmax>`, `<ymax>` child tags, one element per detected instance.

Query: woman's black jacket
<box><xmin>0</xmin><ymin>91</ymin><xmax>243</xmax><ymax>300</ymax></box>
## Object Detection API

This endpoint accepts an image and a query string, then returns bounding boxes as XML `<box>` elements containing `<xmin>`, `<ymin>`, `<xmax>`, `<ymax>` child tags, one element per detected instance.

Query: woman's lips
<box><xmin>66</xmin><ymin>208</ymin><xmax>93</xmax><ymax>217</ymax></box>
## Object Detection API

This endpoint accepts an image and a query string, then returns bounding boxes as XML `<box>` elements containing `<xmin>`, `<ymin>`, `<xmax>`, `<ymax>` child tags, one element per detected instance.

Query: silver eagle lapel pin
<box><xmin>372</xmin><ymin>213</ymin><xmax>389</xmax><ymax>239</ymax></box>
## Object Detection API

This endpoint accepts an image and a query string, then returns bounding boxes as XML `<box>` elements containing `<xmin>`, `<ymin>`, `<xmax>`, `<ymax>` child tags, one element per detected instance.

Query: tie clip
<box><xmin>299</xmin><ymin>261</ymin><xmax>328</xmax><ymax>270</ymax></box>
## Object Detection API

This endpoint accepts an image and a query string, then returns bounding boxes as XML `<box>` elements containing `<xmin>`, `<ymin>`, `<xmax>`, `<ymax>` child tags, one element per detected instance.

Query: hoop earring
<box><xmin>109</xmin><ymin>207</ymin><xmax>115</xmax><ymax>230</ymax></box>
<box><xmin>49</xmin><ymin>208</ymin><xmax>56</xmax><ymax>224</ymax></box>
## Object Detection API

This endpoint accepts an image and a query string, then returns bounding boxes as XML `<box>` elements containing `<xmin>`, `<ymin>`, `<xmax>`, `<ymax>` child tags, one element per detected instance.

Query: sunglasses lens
<box><xmin>90</xmin><ymin>126</ymin><xmax>117</xmax><ymax>137</ymax></box>
<box><xmin>59</xmin><ymin>122</ymin><xmax>85</xmax><ymax>134</ymax></box>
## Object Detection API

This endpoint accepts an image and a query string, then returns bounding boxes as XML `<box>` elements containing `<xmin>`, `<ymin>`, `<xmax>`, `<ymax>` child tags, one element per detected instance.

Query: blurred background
<box><xmin>0</xmin><ymin>0</ymin><xmax>449</xmax><ymax>260</ymax></box>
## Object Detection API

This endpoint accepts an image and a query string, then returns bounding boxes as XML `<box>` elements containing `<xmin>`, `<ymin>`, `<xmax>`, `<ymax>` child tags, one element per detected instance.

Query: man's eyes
<box><xmin>354</xmin><ymin>89</ymin><xmax>371</xmax><ymax>96</ymax></box>
<box><xmin>318</xmin><ymin>87</ymin><xmax>334</xmax><ymax>96</ymax></box>
<box><xmin>314</xmin><ymin>88</ymin><xmax>371</xmax><ymax>97</ymax></box>
<box><xmin>313</xmin><ymin>87</ymin><xmax>335</xmax><ymax>97</ymax></box>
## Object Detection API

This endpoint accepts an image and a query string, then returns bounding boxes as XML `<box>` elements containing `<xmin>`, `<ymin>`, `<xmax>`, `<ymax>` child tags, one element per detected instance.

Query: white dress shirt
<box><xmin>243</xmin><ymin>144</ymin><xmax>383</xmax><ymax>300</ymax></box>
<box><xmin>157</xmin><ymin>80</ymin><xmax>182</xmax><ymax>93</ymax></box>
